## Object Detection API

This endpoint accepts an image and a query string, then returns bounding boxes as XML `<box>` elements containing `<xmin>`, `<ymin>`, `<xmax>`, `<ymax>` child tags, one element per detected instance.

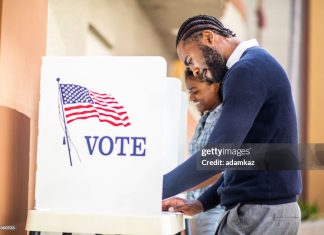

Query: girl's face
<box><xmin>185</xmin><ymin>78</ymin><xmax>221</xmax><ymax>114</ymax></box>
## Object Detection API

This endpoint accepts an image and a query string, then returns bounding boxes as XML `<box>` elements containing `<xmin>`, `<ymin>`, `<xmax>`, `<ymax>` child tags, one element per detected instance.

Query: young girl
<box><xmin>185</xmin><ymin>70</ymin><xmax>224</xmax><ymax>235</ymax></box>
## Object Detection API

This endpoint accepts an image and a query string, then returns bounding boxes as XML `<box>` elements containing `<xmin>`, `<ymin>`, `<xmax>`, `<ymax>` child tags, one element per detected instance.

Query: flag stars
<box><xmin>60</xmin><ymin>84</ymin><xmax>94</xmax><ymax>104</ymax></box>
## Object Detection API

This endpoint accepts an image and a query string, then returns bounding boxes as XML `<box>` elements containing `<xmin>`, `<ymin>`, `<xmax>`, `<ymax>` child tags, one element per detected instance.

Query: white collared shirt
<box><xmin>226</xmin><ymin>39</ymin><xmax>259</xmax><ymax>69</ymax></box>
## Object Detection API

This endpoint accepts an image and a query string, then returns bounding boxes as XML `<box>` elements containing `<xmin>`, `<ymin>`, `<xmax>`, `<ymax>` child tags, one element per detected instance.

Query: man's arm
<box><xmin>188</xmin><ymin>174</ymin><xmax>221</xmax><ymax>192</ymax></box>
<box><xmin>162</xmin><ymin>175</ymin><xmax>224</xmax><ymax>215</ymax></box>
<box><xmin>198</xmin><ymin>174</ymin><xmax>224</xmax><ymax>211</ymax></box>
<box><xmin>163</xmin><ymin>156</ymin><xmax>219</xmax><ymax>199</ymax></box>
<box><xmin>163</xmin><ymin>63</ymin><xmax>267</xmax><ymax>199</ymax></box>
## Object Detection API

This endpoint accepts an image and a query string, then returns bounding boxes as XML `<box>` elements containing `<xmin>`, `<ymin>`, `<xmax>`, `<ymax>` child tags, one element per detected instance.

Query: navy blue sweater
<box><xmin>162</xmin><ymin>47</ymin><xmax>302</xmax><ymax>210</ymax></box>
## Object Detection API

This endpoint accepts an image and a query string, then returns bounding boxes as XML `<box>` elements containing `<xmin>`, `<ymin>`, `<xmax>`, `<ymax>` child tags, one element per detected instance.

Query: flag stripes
<box><xmin>59</xmin><ymin>84</ymin><xmax>131</xmax><ymax>127</ymax></box>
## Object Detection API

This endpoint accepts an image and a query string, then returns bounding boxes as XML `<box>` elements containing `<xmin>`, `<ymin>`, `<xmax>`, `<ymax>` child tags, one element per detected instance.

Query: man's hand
<box><xmin>162</xmin><ymin>197</ymin><xmax>204</xmax><ymax>216</ymax></box>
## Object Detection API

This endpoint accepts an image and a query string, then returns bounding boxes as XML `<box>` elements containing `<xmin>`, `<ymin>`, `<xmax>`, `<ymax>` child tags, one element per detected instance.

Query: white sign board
<box><xmin>36</xmin><ymin>57</ymin><xmax>184</xmax><ymax>215</ymax></box>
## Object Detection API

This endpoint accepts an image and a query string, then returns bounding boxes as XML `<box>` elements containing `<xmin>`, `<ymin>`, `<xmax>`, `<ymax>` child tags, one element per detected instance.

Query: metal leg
<box><xmin>184</xmin><ymin>218</ymin><xmax>191</xmax><ymax>235</ymax></box>
<box><xmin>29</xmin><ymin>232</ymin><xmax>41</xmax><ymax>235</ymax></box>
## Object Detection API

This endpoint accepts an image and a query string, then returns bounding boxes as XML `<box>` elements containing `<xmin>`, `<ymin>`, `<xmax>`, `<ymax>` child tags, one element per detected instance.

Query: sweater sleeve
<box><xmin>162</xmin><ymin>63</ymin><xmax>267</xmax><ymax>199</ymax></box>
<box><xmin>198</xmin><ymin>174</ymin><xmax>224</xmax><ymax>211</ymax></box>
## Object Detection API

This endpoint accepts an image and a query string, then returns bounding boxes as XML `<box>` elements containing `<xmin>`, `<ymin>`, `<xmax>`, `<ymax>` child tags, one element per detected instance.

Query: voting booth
<box><xmin>26</xmin><ymin>57</ymin><xmax>187</xmax><ymax>235</ymax></box>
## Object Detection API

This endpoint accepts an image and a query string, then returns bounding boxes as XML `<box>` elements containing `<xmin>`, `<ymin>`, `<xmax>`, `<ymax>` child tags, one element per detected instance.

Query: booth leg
<box><xmin>29</xmin><ymin>232</ymin><xmax>41</xmax><ymax>235</ymax></box>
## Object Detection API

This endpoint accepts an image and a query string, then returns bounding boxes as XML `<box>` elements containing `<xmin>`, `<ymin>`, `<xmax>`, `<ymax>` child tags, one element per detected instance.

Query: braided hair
<box><xmin>176</xmin><ymin>15</ymin><xmax>236</xmax><ymax>47</ymax></box>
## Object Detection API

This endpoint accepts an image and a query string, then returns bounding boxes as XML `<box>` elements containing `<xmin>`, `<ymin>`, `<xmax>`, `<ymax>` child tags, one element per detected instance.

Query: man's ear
<box><xmin>202</xmin><ymin>30</ymin><xmax>215</xmax><ymax>45</ymax></box>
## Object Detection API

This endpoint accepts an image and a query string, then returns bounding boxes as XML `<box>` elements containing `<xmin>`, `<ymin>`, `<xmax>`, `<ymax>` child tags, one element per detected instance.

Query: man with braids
<box><xmin>162</xmin><ymin>15</ymin><xmax>301</xmax><ymax>235</ymax></box>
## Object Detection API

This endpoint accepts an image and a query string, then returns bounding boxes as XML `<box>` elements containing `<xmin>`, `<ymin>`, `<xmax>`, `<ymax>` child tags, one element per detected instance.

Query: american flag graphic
<box><xmin>59</xmin><ymin>84</ymin><xmax>131</xmax><ymax>127</ymax></box>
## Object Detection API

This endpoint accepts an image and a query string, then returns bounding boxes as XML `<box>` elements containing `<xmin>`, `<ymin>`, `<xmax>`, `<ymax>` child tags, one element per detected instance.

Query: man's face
<box><xmin>185</xmin><ymin>78</ymin><xmax>221</xmax><ymax>114</ymax></box>
<box><xmin>177</xmin><ymin>36</ymin><xmax>227</xmax><ymax>83</ymax></box>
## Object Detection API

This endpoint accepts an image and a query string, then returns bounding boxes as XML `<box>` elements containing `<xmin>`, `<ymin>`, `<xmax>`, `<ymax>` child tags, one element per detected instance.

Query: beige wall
<box><xmin>306</xmin><ymin>0</ymin><xmax>324</xmax><ymax>213</ymax></box>
<box><xmin>0</xmin><ymin>0</ymin><xmax>48</xmax><ymax>234</ymax></box>
<box><xmin>245</xmin><ymin>0</ymin><xmax>291</xmax><ymax>71</ymax></box>
<box><xmin>222</xmin><ymin>1</ymin><xmax>248</xmax><ymax>41</ymax></box>
<box><xmin>47</xmin><ymin>0</ymin><xmax>173</xmax><ymax>65</ymax></box>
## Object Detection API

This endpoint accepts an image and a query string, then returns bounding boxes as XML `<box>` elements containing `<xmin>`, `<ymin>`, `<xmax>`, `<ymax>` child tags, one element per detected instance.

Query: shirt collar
<box><xmin>202</xmin><ymin>103</ymin><xmax>223</xmax><ymax>123</ymax></box>
<box><xmin>226</xmin><ymin>39</ymin><xmax>259</xmax><ymax>69</ymax></box>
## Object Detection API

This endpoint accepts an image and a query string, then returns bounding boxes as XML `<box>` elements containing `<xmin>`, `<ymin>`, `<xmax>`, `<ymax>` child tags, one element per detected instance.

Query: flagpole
<box><xmin>57</xmin><ymin>78</ymin><xmax>73</xmax><ymax>166</ymax></box>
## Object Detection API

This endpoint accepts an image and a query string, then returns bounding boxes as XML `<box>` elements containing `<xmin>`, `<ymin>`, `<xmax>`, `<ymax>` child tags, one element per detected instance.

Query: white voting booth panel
<box><xmin>178</xmin><ymin>91</ymin><xmax>189</xmax><ymax>165</ymax></box>
<box><xmin>162</xmin><ymin>77</ymin><xmax>187</xmax><ymax>174</ymax></box>
<box><xmin>29</xmin><ymin>57</ymin><xmax>186</xmax><ymax>234</ymax></box>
